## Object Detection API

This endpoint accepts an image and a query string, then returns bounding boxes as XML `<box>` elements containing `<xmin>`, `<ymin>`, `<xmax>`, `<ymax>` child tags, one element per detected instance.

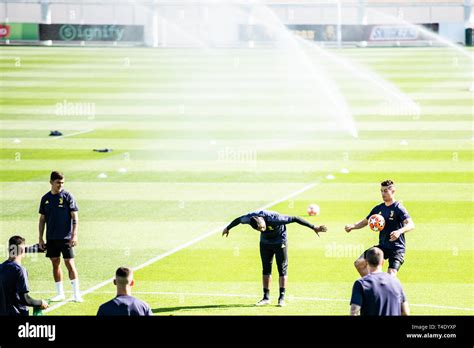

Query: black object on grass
<box><xmin>93</xmin><ymin>149</ymin><xmax>113</xmax><ymax>153</ymax></box>
<box><xmin>49</xmin><ymin>130</ymin><xmax>63</xmax><ymax>136</ymax></box>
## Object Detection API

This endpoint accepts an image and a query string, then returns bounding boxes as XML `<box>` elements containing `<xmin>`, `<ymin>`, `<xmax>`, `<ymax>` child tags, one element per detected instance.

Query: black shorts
<box><xmin>362</xmin><ymin>245</ymin><xmax>405</xmax><ymax>271</ymax></box>
<box><xmin>260</xmin><ymin>242</ymin><xmax>288</xmax><ymax>276</ymax></box>
<box><xmin>45</xmin><ymin>240</ymin><xmax>75</xmax><ymax>259</ymax></box>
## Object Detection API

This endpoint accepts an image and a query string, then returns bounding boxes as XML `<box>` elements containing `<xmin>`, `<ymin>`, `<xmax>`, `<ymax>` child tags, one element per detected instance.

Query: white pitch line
<box><xmin>44</xmin><ymin>182</ymin><xmax>317</xmax><ymax>313</ymax></box>
<box><xmin>49</xmin><ymin>129</ymin><xmax>95</xmax><ymax>140</ymax></box>
<box><xmin>127</xmin><ymin>292</ymin><xmax>474</xmax><ymax>311</ymax></box>
<box><xmin>37</xmin><ymin>290</ymin><xmax>474</xmax><ymax>312</ymax></box>
<box><xmin>124</xmin><ymin>291</ymin><xmax>349</xmax><ymax>303</ymax></box>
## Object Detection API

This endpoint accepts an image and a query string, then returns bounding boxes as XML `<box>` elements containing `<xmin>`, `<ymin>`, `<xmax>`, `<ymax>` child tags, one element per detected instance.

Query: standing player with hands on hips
<box><xmin>345</xmin><ymin>180</ymin><xmax>415</xmax><ymax>277</ymax></box>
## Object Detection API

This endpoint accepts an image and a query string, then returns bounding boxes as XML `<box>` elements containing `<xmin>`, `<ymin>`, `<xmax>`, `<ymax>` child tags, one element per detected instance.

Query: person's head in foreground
<box><xmin>350</xmin><ymin>247</ymin><xmax>410</xmax><ymax>316</ymax></box>
<box><xmin>8</xmin><ymin>235</ymin><xmax>26</xmax><ymax>262</ymax></box>
<box><xmin>97</xmin><ymin>266</ymin><xmax>152</xmax><ymax>316</ymax></box>
<box><xmin>365</xmin><ymin>246</ymin><xmax>384</xmax><ymax>271</ymax></box>
<box><xmin>0</xmin><ymin>236</ymin><xmax>49</xmax><ymax>315</ymax></box>
<box><xmin>114</xmin><ymin>267</ymin><xmax>134</xmax><ymax>295</ymax></box>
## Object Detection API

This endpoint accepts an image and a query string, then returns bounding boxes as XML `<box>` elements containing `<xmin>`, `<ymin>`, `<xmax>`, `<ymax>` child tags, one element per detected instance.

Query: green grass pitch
<box><xmin>0</xmin><ymin>46</ymin><xmax>472</xmax><ymax>315</ymax></box>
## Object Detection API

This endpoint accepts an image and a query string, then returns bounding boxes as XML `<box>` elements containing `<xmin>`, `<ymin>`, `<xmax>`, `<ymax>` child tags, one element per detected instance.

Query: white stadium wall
<box><xmin>0</xmin><ymin>0</ymin><xmax>472</xmax><ymax>46</ymax></box>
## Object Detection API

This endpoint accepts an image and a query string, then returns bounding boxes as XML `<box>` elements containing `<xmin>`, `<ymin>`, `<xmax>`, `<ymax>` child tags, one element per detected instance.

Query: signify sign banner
<box><xmin>0</xmin><ymin>23</ymin><xmax>39</xmax><ymax>40</ymax></box>
<box><xmin>39</xmin><ymin>24</ymin><xmax>144</xmax><ymax>42</ymax></box>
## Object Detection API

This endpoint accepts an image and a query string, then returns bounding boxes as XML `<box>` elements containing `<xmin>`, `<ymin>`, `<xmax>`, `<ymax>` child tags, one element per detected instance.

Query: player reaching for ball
<box><xmin>345</xmin><ymin>180</ymin><xmax>415</xmax><ymax>277</ymax></box>
<box><xmin>222</xmin><ymin>210</ymin><xmax>327</xmax><ymax>307</ymax></box>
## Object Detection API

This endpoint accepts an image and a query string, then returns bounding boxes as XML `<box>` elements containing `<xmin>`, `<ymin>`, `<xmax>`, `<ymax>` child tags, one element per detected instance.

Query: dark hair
<box><xmin>249</xmin><ymin>216</ymin><xmax>261</xmax><ymax>230</ymax></box>
<box><xmin>50</xmin><ymin>171</ymin><xmax>64</xmax><ymax>182</ymax></box>
<box><xmin>381</xmin><ymin>179</ymin><xmax>394</xmax><ymax>187</ymax></box>
<box><xmin>115</xmin><ymin>267</ymin><xmax>133</xmax><ymax>286</ymax></box>
<box><xmin>365</xmin><ymin>247</ymin><xmax>384</xmax><ymax>267</ymax></box>
<box><xmin>116</xmin><ymin>267</ymin><xmax>132</xmax><ymax>278</ymax></box>
<box><xmin>8</xmin><ymin>235</ymin><xmax>25</xmax><ymax>257</ymax></box>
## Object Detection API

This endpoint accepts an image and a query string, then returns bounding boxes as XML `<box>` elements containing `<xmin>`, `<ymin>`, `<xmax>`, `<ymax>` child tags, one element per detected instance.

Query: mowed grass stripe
<box><xmin>1</xmin><ymin>104</ymin><xmax>472</xmax><ymax>116</ymax></box>
<box><xmin>0</xmin><ymin>138</ymin><xmax>472</xmax><ymax>151</ymax></box>
<box><xmin>1</xmin><ymin>160</ymin><xmax>471</xmax><ymax>172</ymax></box>
<box><xmin>2</xmin><ymin>129</ymin><xmax>471</xmax><ymax>140</ymax></box>
<box><xmin>1</xmin><ymin>120</ymin><xmax>472</xmax><ymax>131</ymax></box>
<box><xmin>1</xmin><ymin>183</ymin><xmax>471</xmax><ymax>201</ymax></box>
<box><xmin>273</xmin><ymin>200</ymin><xmax>473</xmax><ymax>225</ymax></box>
<box><xmin>2</xmin><ymin>112</ymin><xmax>473</xmax><ymax>122</ymax></box>
<box><xmin>1</xmin><ymin>79</ymin><xmax>470</xmax><ymax>90</ymax></box>
<box><xmin>1</xmin><ymin>77</ymin><xmax>471</xmax><ymax>94</ymax></box>
<box><xmin>0</xmin><ymin>200</ymin><xmax>266</xmax><ymax>222</ymax></box>
<box><xmin>1</xmin><ymin>200</ymin><xmax>471</xmax><ymax>225</ymax></box>
<box><xmin>2</xmin><ymin>54</ymin><xmax>471</xmax><ymax>66</ymax></box>
<box><xmin>260</xmin><ymin>150</ymin><xmax>472</xmax><ymax>162</ymax></box>
<box><xmin>0</xmin><ymin>220</ymin><xmax>228</xmax><ymax>251</ymax></box>
<box><xmin>1</xmin><ymin>52</ymin><xmax>471</xmax><ymax>65</ymax></box>
<box><xmin>2</xmin><ymin>219</ymin><xmax>471</xmax><ymax>252</ymax></box>
<box><xmin>0</xmin><ymin>149</ymin><xmax>471</xmax><ymax>162</ymax></box>
<box><xmin>2</xmin><ymin>65</ymin><xmax>471</xmax><ymax>77</ymax></box>
<box><xmin>1</xmin><ymin>64</ymin><xmax>470</xmax><ymax>75</ymax></box>
<box><xmin>0</xmin><ymin>170</ymin><xmax>471</xmax><ymax>183</ymax></box>
<box><xmin>1</xmin><ymin>85</ymin><xmax>472</xmax><ymax>100</ymax></box>
<box><xmin>1</xmin><ymin>54</ymin><xmax>469</xmax><ymax>67</ymax></box>
<box><xmin>296</xmin><ymin>183</ymin><xmax>473</xmax><ymax>202</ymax></box>
<box><xmin>1</xmin><ymin>220</ymin><xmax>229</xmax><ymax>250</ymax></box>
<box><xmin>0</xmin><ymin>182</ymin><xmax>309</xmax><ymax>202</ymax></box>
<box><xmin>1</xmin><ymin>92</ymin><xmax>472</xmax><ymax>105</ymax></box>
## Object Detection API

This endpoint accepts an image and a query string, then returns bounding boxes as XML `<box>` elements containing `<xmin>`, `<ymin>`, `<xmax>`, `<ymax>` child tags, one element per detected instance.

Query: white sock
<box><xmin>71</xmin><ymin>279</ymin><xmax>80</xmax><ymax>297</ymax></box>
<box><xmin>55</xmin><ymin>281</ymin><xmax>64</xmax><ymax>296</ymax></box>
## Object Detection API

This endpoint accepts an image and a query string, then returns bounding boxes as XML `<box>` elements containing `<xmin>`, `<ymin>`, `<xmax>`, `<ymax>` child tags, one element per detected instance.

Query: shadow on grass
<box><xmin>152</xmin><ymin>303</ymin><xmax>256</xmax><ymax>314</ymax></box>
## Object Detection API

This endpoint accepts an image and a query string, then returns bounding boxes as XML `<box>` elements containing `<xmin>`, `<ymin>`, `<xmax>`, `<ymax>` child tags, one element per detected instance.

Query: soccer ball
<box><xmin>307</xmin><ymin>204</ymin><xmax>320</xmax><ymax>216</ymax></box>
<box><xmin>368</xmin><ymin>214</ymin><xmax>385</xmax><ymax>232</ymax></box>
